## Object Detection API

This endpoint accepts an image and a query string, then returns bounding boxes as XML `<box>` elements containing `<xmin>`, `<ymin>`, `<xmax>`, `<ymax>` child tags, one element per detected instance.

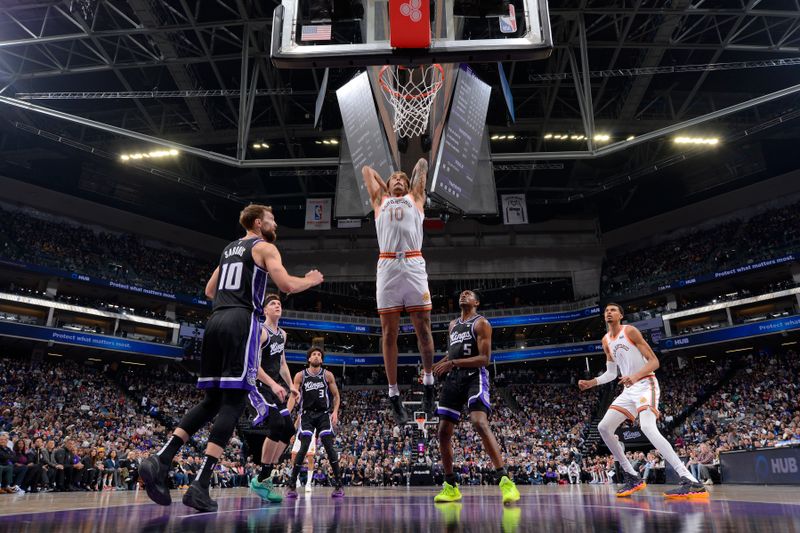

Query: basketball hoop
<box><xmin>379</xmin><ymin>64</ymin><xmax>445</xmax><ymax>139</ymax></box>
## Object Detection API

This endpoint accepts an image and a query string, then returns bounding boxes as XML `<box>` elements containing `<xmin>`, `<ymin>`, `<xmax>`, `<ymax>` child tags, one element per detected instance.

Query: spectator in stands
<box><xmin>0</xmin><ymin>432</ymin><xmax>15</xmax><ymax>493</ymax></box>
<box><xmin>695</xmin><ymin>443</ymin><xmax>716</xmax><ymax>485</ymax></box>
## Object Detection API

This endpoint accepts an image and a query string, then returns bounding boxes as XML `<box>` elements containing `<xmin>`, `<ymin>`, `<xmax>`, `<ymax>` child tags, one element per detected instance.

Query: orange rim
<box><xmin>379</xmin><ymin>64</ymin><xmax>445</xmax><ymax>100</ymax></box>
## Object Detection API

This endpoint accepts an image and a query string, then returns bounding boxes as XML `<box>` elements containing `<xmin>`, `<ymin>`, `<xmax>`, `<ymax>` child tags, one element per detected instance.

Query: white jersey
<box><xmin>375</xmin><ymin>194</ymin><xmax>424</xmax><ymax>253</ymax></box>
<box><xmin>604</xmin><ymin>325</ymin><xmax>649</xmax><ymax>378</ymax></box>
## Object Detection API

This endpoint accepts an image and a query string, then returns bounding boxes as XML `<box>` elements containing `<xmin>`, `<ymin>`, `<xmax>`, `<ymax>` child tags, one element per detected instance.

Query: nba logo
<box><xmin>314</xmin><ymin>204</ymin><xmax>323</xmax><ymax>221</ymax></box>
<box><xmin>499</xmin><ymin>4</ymin><xmax>517</xmax><ymax>34</ymax></box>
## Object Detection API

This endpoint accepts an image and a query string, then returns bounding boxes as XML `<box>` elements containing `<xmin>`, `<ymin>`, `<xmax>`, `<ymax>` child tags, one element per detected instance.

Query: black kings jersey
<box><xmin>212</xmin><ymin>237</ymin><xmax>269</xmax><ymax>314</ymax></box>
<box><xmin>447</xmin><ymin>314</ymin><xmax>484</xmax><ymax>361</ymax></box>
<box><xmin>299</xmin><ymin>368</ymin><xmax>330</xmax><ymax>413</ymax></box>
<box><xmin>261</xmin><ymin>325</ymin><xmax>286</xmax><ymax>381</ymax></box>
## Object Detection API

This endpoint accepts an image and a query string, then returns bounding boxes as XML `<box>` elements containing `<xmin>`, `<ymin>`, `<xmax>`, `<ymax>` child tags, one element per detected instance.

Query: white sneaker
<box><xmin>13</xmin><ymin>486</ymin><xmax>25</xmax><ymax>494</ymax></box>
<box><xmin>305</xmin><ymin>482</ymin><xmax>312</xmax><ymax>493</ymax></box>
<box><xmin>703</xmin><ymin>479</ymin><xmax>714</xmax><ymax>486</ymax></box>
<box><xmin>296</xmin><ymin>478</ymin><xmax>301</xmax><ymax>490</ymax></box>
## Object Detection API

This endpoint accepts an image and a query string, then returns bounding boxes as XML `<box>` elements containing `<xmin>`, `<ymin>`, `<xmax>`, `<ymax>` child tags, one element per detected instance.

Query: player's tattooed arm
<box><xmin>411</xmin><ymin>158</ymin><xmax>428</xmax><ymax>204</ymax></box>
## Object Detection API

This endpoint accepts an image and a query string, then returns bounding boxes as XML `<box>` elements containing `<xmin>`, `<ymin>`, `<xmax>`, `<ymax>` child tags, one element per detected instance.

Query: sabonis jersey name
<box><xmin>447</xmin><ymin>314</ymin><xmax>483</xmax><ymax>361</ymax></box>
<box><xmin>212</xmin><ymin>237</ymin><xmax>269</xmax><ymax>314</ymax></box>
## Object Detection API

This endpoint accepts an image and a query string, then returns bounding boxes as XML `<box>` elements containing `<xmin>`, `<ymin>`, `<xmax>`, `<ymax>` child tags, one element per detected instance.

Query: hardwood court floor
<box><xmin>1</xmin><ymin>484</ymin><xmax>799</xmax><ymax>532</ymax></box>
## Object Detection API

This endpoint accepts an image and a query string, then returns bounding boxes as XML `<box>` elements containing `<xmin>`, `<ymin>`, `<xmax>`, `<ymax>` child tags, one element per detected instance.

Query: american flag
<box><xmin>301</xmin><ymin>25</ymin><xmax>332</xmax><ymax>41</ymax></box>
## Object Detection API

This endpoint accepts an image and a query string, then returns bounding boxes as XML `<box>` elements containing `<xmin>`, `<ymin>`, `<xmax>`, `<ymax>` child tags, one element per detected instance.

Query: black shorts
<box><xmin>251</xmin><ymin>385</ymin><xmax>295</xmax><ymax>444</ymax></box>
<box><xmin>198</xmin><ymin>308</ymin><xmax>261</xmax><ymax>391</ymax></box>
<box><xmin>436</xmin><ymin>367</ymin><xmax>492</xmax><ymax>422</ymax></box>
<box><xmin>299</xmin><ymin>410</ymin><xmax>334</xmax><ymax>438</ymax></box>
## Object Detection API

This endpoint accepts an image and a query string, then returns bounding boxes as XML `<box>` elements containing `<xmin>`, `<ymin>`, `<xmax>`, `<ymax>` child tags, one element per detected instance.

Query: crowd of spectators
<box><xmin>0</xmin><ymin>206</ymin><xmax>213</xmax><ymax>298</ymax></box>
<box><xmin>671</xmin><ymin>349</ymin><xmax>800</xmax><ymax>452</ymax></box>
<box><xmin>602</xmin><ymin>199</ymin><xmax>800</xmax><ymax>298</ymax></box>
<box><xmin>1</xmin><ymin>347</ymin><xmax>798</xmax><ymax>494</ymax></box>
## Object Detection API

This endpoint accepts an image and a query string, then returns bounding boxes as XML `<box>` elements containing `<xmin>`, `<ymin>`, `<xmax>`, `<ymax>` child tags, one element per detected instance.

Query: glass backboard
<box><xmin>270</xmin><ymin>0</ymin><xmax>552</xmax><ymax>68</ymax></box>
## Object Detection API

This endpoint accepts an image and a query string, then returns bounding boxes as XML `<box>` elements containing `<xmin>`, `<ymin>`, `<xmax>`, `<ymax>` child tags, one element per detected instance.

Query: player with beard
<box><xmin>140</xmin><ymin>204</ymin><xmax>324</xmax><ymax>513</ymax></box>
<box><xmin>285</xmin><ymin>347</ymin><xmax>344</xmax><ymax>498</ymax></box>
<box><xmin>248</xmin><ymin>294</ymin><xmax>300</xmax><ymax>503</ymax></box>
<box><xmin>362</xmin><ymin>159</ymin><xmax>436</xmax><ymax>423</ymax></box>
<box><xmin>432</xmin><ymin>290</ymin><xmax>520</xmax><ymax>505</ymax></box>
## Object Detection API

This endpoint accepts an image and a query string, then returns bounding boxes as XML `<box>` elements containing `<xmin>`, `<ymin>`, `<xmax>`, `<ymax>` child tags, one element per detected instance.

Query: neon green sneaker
<box><xmin>433</xmin><ymin>481</ymin><xmax>463</xmax><ymax>503</ymax></box>
<box><xmin>499</xmin><ymin>476</ymin><xmax>520</xmax><ymax>505</ymax></box>
<box><xmin>250</xmin><ymin>476</ymin><xmax>283</xmax><ymax>503</ymax></box>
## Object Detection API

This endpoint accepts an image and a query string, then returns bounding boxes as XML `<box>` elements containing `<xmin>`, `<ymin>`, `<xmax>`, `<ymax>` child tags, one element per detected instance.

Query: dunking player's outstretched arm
<box><xmin>254</xmin><ymin>241</ymin><xmax>323</xmax><ymax>294</ymax></box>
<box><xmin>361</xmin><ymin>165</ymin><xmax>388</xmax><ymax>212</ymax></box>
<box><xmin>286</xmin><ymin>371</ymin><xmax>304</xmax><ymax>413</ymax></box>
<box><xmin>618</xmin><ymin>326</ymin><xmax>659</xmax><ymax>387</ymax></box>
<box><xmin>410</xmin><ymin>157</ymin><xmax>428</xmax><ymax>208</ymax></box>
<box><xmin>325</xmin><ymin>370</ymin><xmax>340</xmax><ymax>426</ymax></box>
<box><xmin>433</xmin><ymin>318</ymin><xmax>491</xmax><ymax>376</ymax></box>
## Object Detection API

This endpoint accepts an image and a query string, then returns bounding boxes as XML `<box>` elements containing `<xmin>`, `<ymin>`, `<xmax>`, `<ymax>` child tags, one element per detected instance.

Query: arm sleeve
<box><xmin>594</xmin><ymin>361</ymin><xmax>618</xmax><ymax>385</ymax></box>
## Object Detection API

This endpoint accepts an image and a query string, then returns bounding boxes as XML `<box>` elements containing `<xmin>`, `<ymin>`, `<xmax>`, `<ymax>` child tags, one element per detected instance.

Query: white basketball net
<box><xmin>379</xmin><ymin>64</ymin><xmax>444</xmax><ymax>139</ymax></box>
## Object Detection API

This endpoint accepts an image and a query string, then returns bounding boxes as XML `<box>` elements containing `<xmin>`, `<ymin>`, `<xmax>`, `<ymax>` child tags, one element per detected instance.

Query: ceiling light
<box><xmin>673</xmin><ymin>136</ymin><xmax>720</xmax><ymax>145</ymax></box>
<box><xmin>544</xmin><ymin>134</ymin><xmax>553</xmax><ymax>139</ymax></box>
<box><xmin>330</xmin><ymin>139</ymin><xmax>339</xmax><ymax>145</ymax></box>
<box><xmin>120</xmin><ymin>148</ymin><xmax>180</xmax><ymax>162</ymax></box>
<box><xmin>594</xmin><ymin>134</ymin><xmax>610</xmax><ymax>142</ymax></box>
<box><xmin>491</xmin><ymin>134</ymin><xmax>500</xmax><ymax>140</ymax></box>
<box><xmin>627</xmin><ymin>135</ymin><xmax>635</xmax><ymax>141</ymax></box>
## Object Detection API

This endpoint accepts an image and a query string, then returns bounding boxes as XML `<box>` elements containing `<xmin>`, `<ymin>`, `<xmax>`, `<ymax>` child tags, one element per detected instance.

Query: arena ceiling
<box><xmin>1</xmin><ymin>0</ymin><xmax>800</xmax><ymax>236</ymax></box>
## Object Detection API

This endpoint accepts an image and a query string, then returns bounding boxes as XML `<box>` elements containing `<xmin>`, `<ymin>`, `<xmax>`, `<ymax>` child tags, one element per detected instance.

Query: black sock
<box><xmin>445</xmin><ymin>473</ymin><xmax>457</xmax><ymax>486</ymax></box>
<box><xmin>330</xmin><ymin>461</ymin><xmax>342</xmax><ymax>487</ymax></box>
<box><xmin>495</xmin><ymin>467</ymin><xmax>508</xmax><ymax>482</ymax></box>
<box><xmin>197</xmin><ymin>455</ymin><xmax>219</xmax><ymax>489</ymax></box>
<box><xmin>258</xmin><ymin>464</ymin><xmax>273</xmax><ymax>482</ymax></box>
<box><xmin>157</xmin><ymin>435</ymin><xmax>184</xmax><ymax>466</ymax></box>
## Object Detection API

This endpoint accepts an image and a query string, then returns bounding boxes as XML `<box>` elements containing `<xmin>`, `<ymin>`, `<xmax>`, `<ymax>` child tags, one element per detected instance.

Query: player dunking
<box><xmin>362</xmin><ymin>159</ymin><xmax>436</xmax><ymax>423</ymax></box>
<box><xmin>248</xmin><ymin>294</ymin><xmax>300</xmax><ymax>503</ymax></box>
<box><xmin>578</xmin><ymin>303</ymin><xmax>709</xmax><ymax>499</ymax></box>
<box><xmin>286</xmin><ymin>347</ymin><xmax>344</xmax><ymax>498</ymax></box>
<box><xmin>431</xmin><ymin>290</ymin><xmax>520</xmax><ymax>505</ymax></box>
<box><xmin>140</xmin><ymin>204</ymin><xmax>323</xmax><ymax>512</ymax></box>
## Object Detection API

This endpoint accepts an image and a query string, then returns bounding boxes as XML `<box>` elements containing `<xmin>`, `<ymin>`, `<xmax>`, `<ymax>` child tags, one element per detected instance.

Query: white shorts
<box><xmin>291</xmin><ymin>429</ymin><xmax>317</xmax><ymax>455</ymax></box>
<box><xmin>609</xmin><ymin>375</ymin><xmax>660</xmax><ymax>421</ymax></box>
<box><xmin>376</xmin><ymin>257</ymin><xmax>431</xmax><ymax>314</ymax></box>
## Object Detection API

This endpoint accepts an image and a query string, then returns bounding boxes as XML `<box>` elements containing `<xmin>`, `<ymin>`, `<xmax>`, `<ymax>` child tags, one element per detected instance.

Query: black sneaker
<box><xmin>389</xmin><ymin>395</ymin><xmax>410</xmax><ymax>425</ymax></box>
<box><xmin>616</xmin><ymin>471</ymin><xmax>646</xmax><ymax>497</ymax></box>
<box><xmin>663</xmin><ymin>476</ymin><xmax>709</xmax><ymax>499</ymax></box>
<box><xmin>140</xmin><ymin>456</ymin><xmax>172</xmax><ymax>506</ymax></box>
<box><xmin>182</xmin><ymin>482</ymin><xmax>218</xmax><ymax>512</ymax></box>
<box><xmin>422</xmin><ymin>384</ymin><xmax>436</xmax><ymax>417</ymax></box>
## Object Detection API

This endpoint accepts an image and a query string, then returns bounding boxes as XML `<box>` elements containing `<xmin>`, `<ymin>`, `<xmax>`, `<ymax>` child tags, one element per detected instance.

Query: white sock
<box><xmin>388</xmin><ymin>384</ymin><xmax>400</xmax><ymax>397</ymax></box>
<box><xmin>598</xmin><ymin>410</ymin><xmax>638</xmax><ymax>476</ymax></box>
<box><xmin>639</xmin><ymin>410</ymin><xmax>699</xmax><ymax>483</ymax></box>
<box><xmin>422</xmin><ymin>372</ymin><xmax>434</xmax><ymax>386</ymax></box>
